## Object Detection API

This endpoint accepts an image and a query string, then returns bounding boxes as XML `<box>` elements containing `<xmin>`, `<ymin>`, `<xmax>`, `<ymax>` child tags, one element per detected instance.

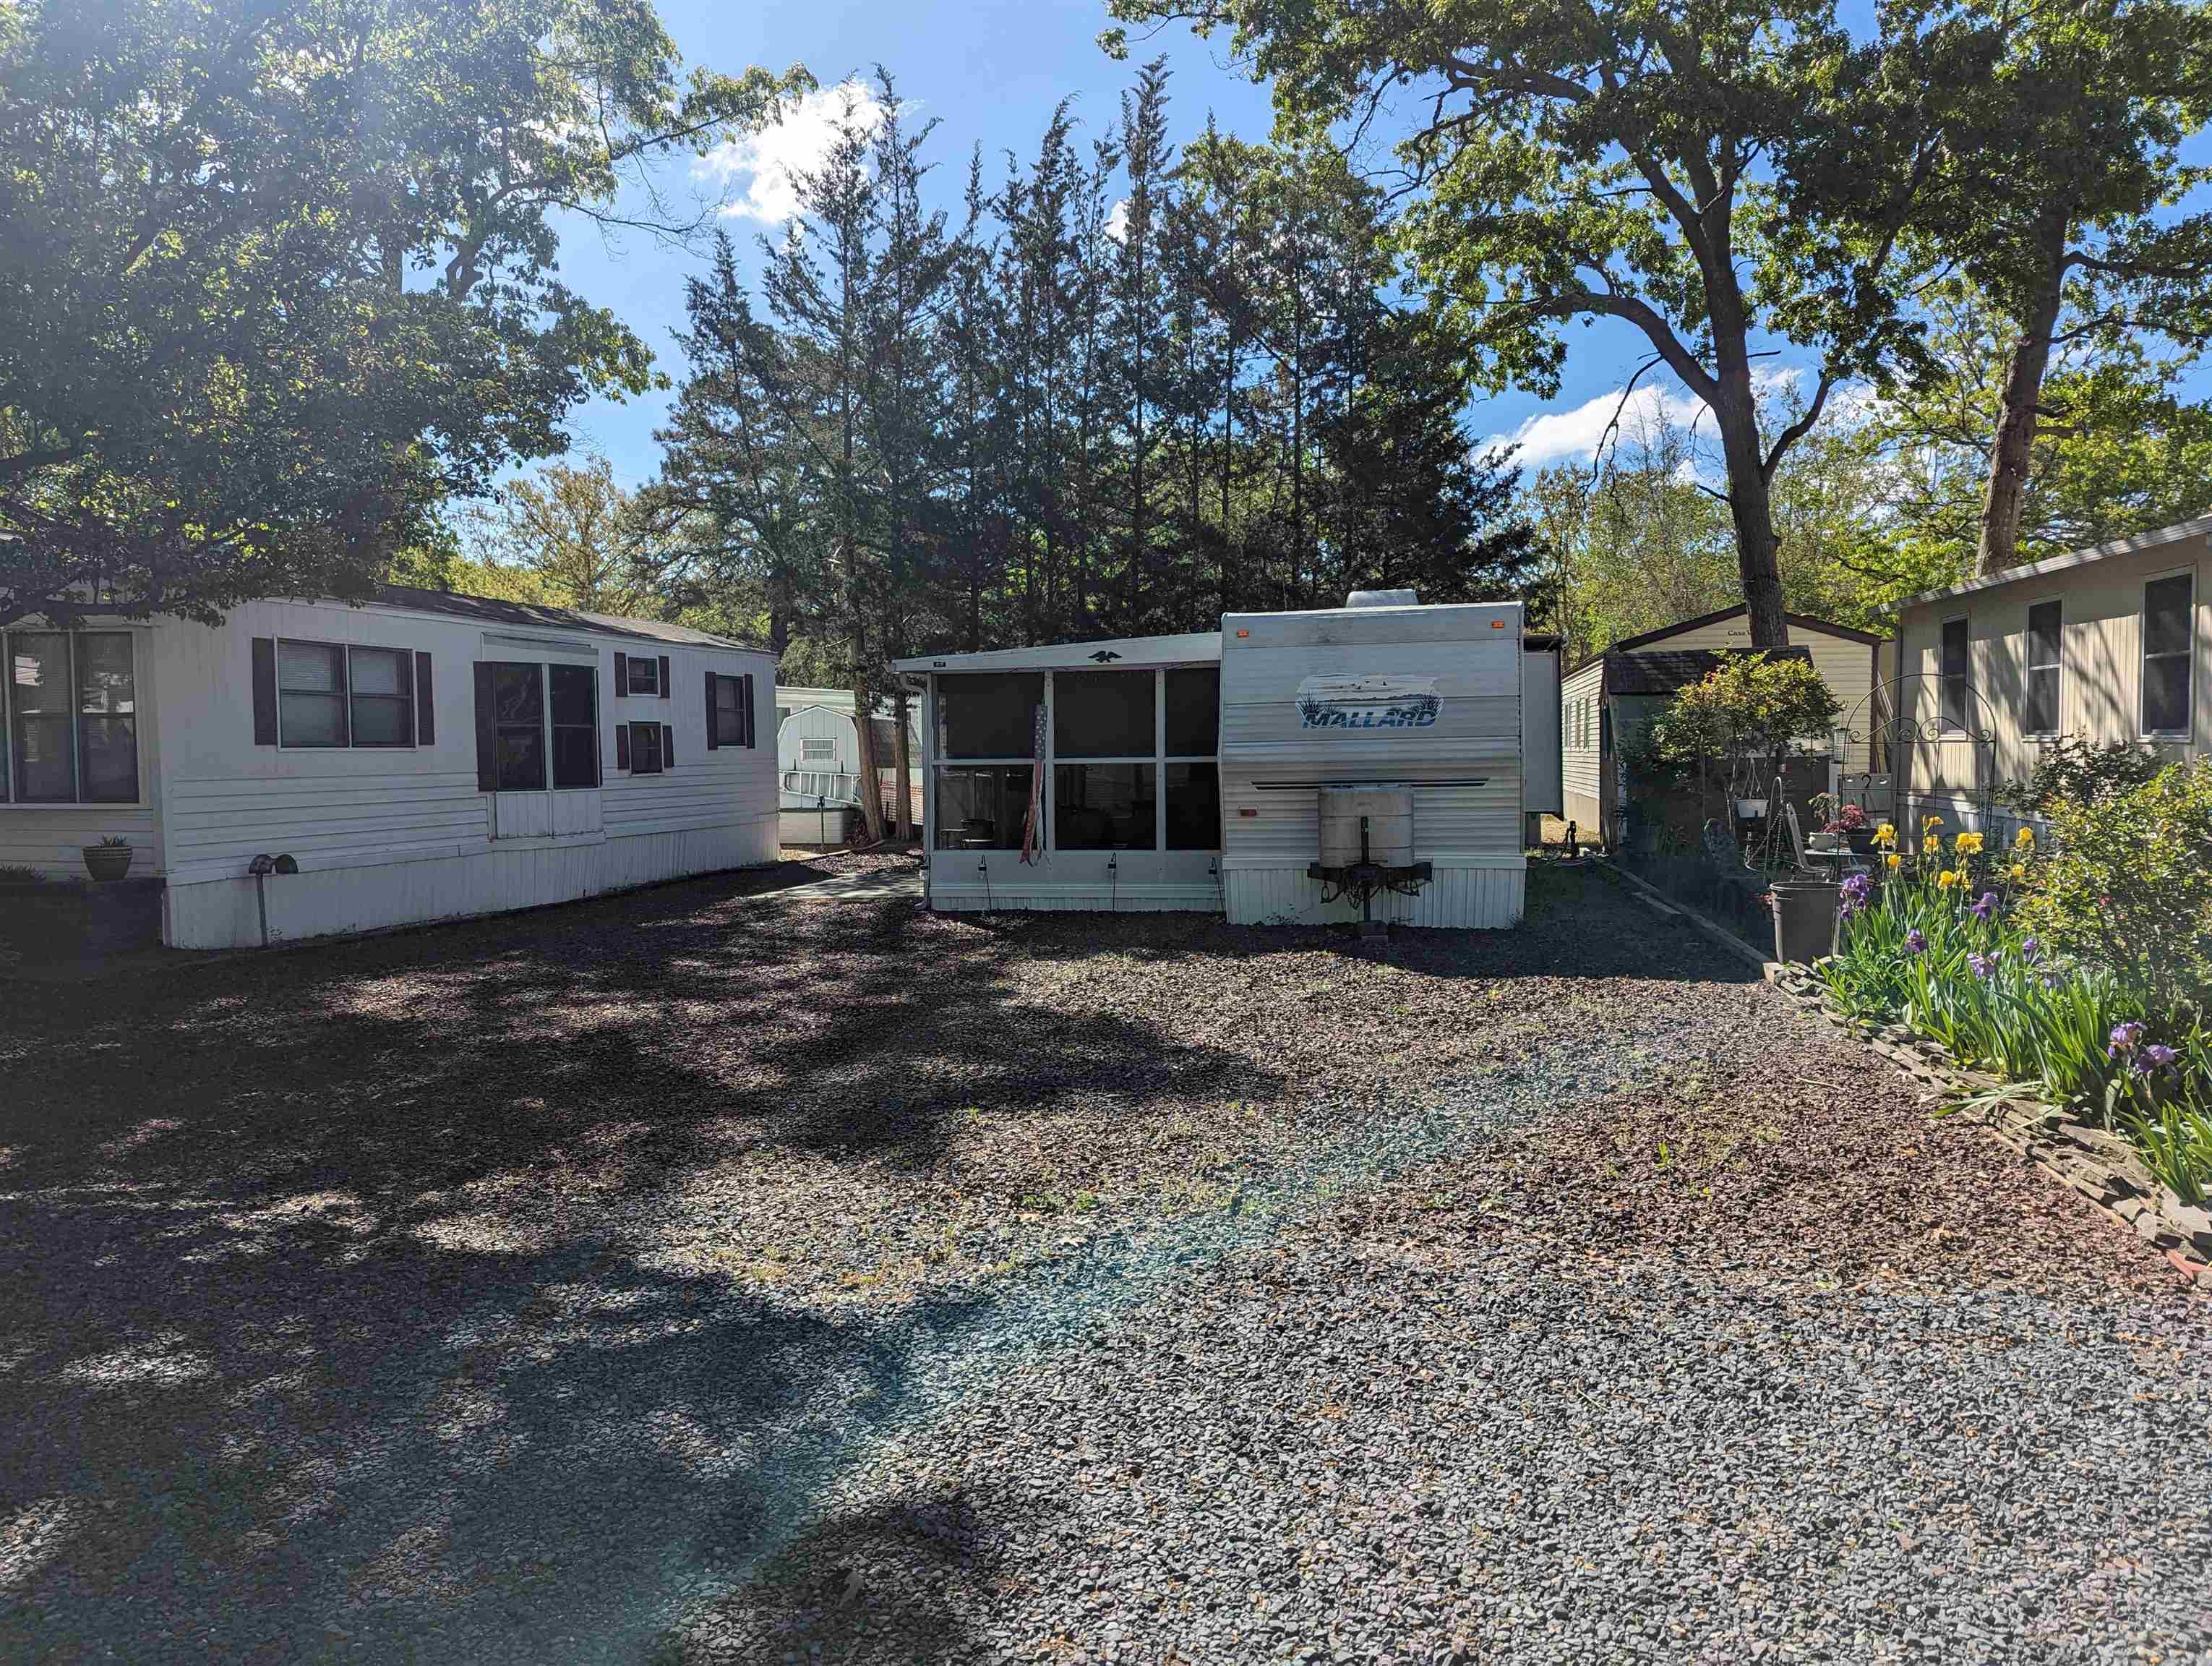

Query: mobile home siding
<box><xmin>1559</xmin><ymin>657</ymin><xmax>1605</xmax><ymax>835</ymax></box>
<box><xmin>6</xmin><ymin>594</ymin><xmax>780</xmax><ymax>947</ymax></box>
<box><xmin>1897</xmin><ymin>529</ymin><xmax>2212</xmax><ymax>813</ymax></box>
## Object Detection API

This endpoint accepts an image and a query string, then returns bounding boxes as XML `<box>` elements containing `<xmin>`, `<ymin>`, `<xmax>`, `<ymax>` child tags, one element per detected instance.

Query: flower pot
<box><xmin>1845</xmin><ymin>828</ymin><xmax>1877</xmax><ymax>855</ymax></box>
<box><xmin>1769</xmin><ymin>876</ymin><xmax>1840</xmax><ymax>964</ymax></box>
<box><xmin>1735</xmin><ymin>797</ymin><xmax>1767</xmax><ymax>820</ymax></box>
<box><xmin>82</xmin><ymin>844</ymin><xmax>134</xmax><ymax>883</ymax></box>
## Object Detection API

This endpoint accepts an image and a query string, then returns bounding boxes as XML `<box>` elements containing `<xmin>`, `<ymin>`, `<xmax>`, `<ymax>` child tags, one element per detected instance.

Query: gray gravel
<box><xmin>1</xmin><ymin>862</ymin><xmax>2206</xmax><ymax>1664</ymax></box>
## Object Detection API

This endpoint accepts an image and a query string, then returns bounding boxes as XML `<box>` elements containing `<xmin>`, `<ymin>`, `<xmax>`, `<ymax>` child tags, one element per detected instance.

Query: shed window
<box><xmin>1939</xmin><ymin>618</ymin><xmax>1971</xmax><ymax>733</ymax></box>
<box><xmin>280</xmin><ymin>641</ymin><xmax>350</xmax><ymax>748</ymax></box>
<box><xmin>2143</xmin><ymin>573</ymin><xmax>2194</xmax><ymax>738</ymax></box>
<box><xmin>2</xmin><ymin>631</ymin><xmax>140</xmax><ymax>806</ymax></box>
<box><xmin>2024</xmin><ymin>602</ymin><xmax>2062</xmax><ymax>737</ymax></box>
<box><xmin>801</xmin><ymin>737</ymin><xmax>835</xmax><ymax>762</ymax></box>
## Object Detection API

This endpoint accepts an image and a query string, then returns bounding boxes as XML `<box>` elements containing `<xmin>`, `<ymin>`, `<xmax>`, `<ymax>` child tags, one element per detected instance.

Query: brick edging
<box><xmin>1765</xmin><ymin>961</ymin><xmax>2212</xmax><ymax>1291</ymax></box>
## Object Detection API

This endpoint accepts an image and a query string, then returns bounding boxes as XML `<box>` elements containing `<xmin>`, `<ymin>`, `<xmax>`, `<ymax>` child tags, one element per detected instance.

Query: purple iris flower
<box><xmin>2141</xmin><ymin>1043</ymin><xmax>2179</xmax><ymax>1072</ymax></box>
<box><xmin>2020</xmin><ymin>936</ymin><xmax>2041</xmax><ymax>965</ymax></box>
<box><xmin>2109</xmin><ymin>1021</ymin><xmax>2145</xmax><ymax>1059</ymax></box>
<box><xmin>1967</xmin><ymin>952</ymin><xmax>1995</xmax><ymax>979</ymax></box>
<box><xmin>1970</xmin><ymin>892</ymin><xmax>1998</xmax><ymax>920</ymax></box>
<box><xmin>2041</xmin><ymin>973</ymin><xmax>2063</xmax><ymax>991</ymax></box>
<box><xmin>1904</xmin><ymin>928</ymin><xmax>1926</xmax><ymax>956</ymax></box>
<box><xmin>1837</xmin><ymin>872</ymin><xmax>1874</xmax><ymax>918</ymax></box>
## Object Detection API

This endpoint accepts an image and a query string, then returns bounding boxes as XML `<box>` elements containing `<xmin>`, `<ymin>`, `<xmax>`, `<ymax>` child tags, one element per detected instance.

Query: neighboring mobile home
<box><xmin>893</xmin><ymin>591</ymin><xmax>1558</xmax><ymax>928</ymax></box>
<box><xmin>0</xmin><ymin>587</ymin><xmax>776</xmax><ymax>948</ymax></box>
<box><xmin>1559</xmin><ymin>607</ymin><xmax>1884</xmax><ymax>845</ymax></box>
<box><xmin>1894</xmin><ymin>516</ymin><xmax>2212</xmax><ymax>827</ymax></box>
<box><xmin>773</xmin><ymin>685</ymin><xmax>923</xmax><ymax>846</ymax></box>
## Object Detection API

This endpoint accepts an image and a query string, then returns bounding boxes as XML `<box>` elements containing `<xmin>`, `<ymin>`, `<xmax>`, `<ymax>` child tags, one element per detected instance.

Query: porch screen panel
<box><xmin>76</xmin><ymin>632</ymin><xmax>138</xmax><ymax>801</ymax></box>
<box><xmin>935</xmin><ymin>766</ymin><xmax>1031</xmax><ymax>850</ymax></box>
<box><xmin>1054</xmin><ymin>762</ymin><xmax>1157</xmax><ymax>850</ymax></box>
<box><xmin>1054</xmin><ymin>670</ymin><xmax>1154</xmax><ymax>758</ymax></box>
<box><xmin>1165</xmin><ymin>762</ymin><xmax>1220</xmax><ymax>850</ymax></box>
<box><xmin>938</xmin><ymin>674</ymin><xmax>1043</xmax><ymax>759</ymax></box>
<box><xmin>1164</xmin><ymin>668</ymin><xmax>1220</xmax><ymax>758</ymax></box>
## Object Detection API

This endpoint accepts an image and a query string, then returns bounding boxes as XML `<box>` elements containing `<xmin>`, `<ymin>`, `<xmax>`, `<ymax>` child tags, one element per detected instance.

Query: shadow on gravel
<box><xmin>0</xmin><ymin>859</ymin><xmax>1752</xmax><ymax>1660</ymax></box>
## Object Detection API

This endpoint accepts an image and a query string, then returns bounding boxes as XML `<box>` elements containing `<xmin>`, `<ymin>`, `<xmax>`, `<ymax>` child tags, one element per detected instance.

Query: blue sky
<box><xmin>547</xmin><ymin>0</ymin><xmax>1678</xmax><ymax>493</ymax></box>
<box><xmin>544</xmin><ymin>1</ymin><xmax>2208</xmax><ymax>499</ymax></box>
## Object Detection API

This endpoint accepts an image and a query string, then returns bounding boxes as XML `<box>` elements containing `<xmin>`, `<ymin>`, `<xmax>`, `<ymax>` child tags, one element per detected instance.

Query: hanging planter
<box><xmin>1735</xmin><ymin>795</ymin><xmax>1768</xmax><ymax>819</ymax></box>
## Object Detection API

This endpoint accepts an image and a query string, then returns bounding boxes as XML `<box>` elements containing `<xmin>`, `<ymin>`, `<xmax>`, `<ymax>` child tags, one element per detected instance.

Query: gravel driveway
<box><xmin>1</xmin><ymin>862</ymin><xmax>2205</xmax><ymax>1665</ymax></box>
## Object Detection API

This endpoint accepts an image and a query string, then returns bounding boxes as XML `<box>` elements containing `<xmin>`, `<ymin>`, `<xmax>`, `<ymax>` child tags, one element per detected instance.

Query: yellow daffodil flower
<box><xmin>2014</xmin><ymin>826</ymin><xmax>2035</xmax><ymax>849</ymax></box>
<box><xmin>1922</xmin><ymin>814</ymin><xmax>1944</xmax><ymax>833</ymax></box>
<box><xmin>1954</xmin><ymin>831</ymin><xmax>1984</xmax><ymax>855</ymax></box>
<box><xmin>2009</xmin><ymin>863</ymin><xmax>2025</xmax><ymax>880</ymax></box>
<box><xmin>1937</xmin><ymin>869</ymin><xmax>1960</xmax><ymax>890</ymax></box>
<box><xmin>1874</xmin><ymin>823</ymin><xmax>1896</xmax><ymax>848</ymax></box>
<box><xmin>1885</xmin><ymin>852</ymin><xmax>1901</xmax><ymax>870</ymax></box>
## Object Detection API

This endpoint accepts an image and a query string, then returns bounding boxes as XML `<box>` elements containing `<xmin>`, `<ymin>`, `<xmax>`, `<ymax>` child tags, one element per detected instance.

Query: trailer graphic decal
<box><xmin>1295</xmin><ymin>674</ymin><xmax>1441</xmax><ymax>730</ymax></box>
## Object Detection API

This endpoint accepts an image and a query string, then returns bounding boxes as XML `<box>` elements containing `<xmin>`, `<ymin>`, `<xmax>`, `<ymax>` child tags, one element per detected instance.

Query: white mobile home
<box><xmin>893</xmin><ymin>592</ymin><xmax>1553</xmax><ymax>928</ymax></box>
<box><xmin>1</xmin><ymin>587</ymin><xmax>777</xmax><ymax>948</ymax></box>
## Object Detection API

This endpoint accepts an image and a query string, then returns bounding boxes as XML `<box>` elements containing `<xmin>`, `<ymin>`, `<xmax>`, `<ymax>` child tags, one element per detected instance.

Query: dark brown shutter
<box><xmin>613</xmin><ymin>651</ymin><xmax>627</xmax><ymax>698</ymax></box>
<box><xmin>252</xmin><ymin>638</ymin><xmax>278</xmax><ymax>745</ymax></box>
<box><xmin>615</xmin><ymin>722</ymin><xmax>630</xmax><ymax>772</ymax></box>
<box><xmin>704</xmin><ymin>670</ymin><xmax>719</xmax><ymax>750</ymax></box>
<box><xmin>657</xmin><ymin>654</ymin><xmax>670</xmax><ymax>699</ymax></box>
<box><xmin>413</xmin><ymin>652</ymin><xmax>435</xmax><ymax>746</ymax></box>
<box><xmin>742</xmin><ymin>672</ymin><xmax>756</xmax><ymax>748</ymax></box>
<box><xmin>473</xmin><ymin>662</ymin><xmax>498</xmax><ymax>792</ymax></box>
<box><xmin>662</xmin><ymin>722</ymin><xmax>674</xmax><ymax>766</ymax></box>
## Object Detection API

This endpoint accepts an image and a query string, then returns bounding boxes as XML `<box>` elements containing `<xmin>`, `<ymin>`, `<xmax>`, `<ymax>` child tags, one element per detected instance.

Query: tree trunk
<box><xmin>1712</xmin><ymin>390</ymin><xmax>1789</xmax><ymax>649</ymax></box>
<box><xmin>1978</xmin><ymin>259</ymin><xmax>2066</xmax><ymax>576</ymax></box>
<box><xmin>852</xmin><ymin>663</ymin><xmax>885</xmax><ymax>844</ymax></box>
<box><xmin>891</xmin><ymin>685</ymin><xmax>915</xmax><ymax>842</ymax></box>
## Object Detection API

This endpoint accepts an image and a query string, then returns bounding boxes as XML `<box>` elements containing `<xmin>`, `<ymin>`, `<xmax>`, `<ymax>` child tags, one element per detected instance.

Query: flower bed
<box><xmin>1820</xmin><ymin>815</ymin><xmax>2212</xmax><ymax>1208</ymax></box>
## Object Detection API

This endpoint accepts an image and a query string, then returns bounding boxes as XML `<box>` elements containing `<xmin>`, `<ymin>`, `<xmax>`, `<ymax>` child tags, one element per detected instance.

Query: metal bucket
<box><xmin>1768</xmin><ymin>877</ymin><xmax>1840</xmax><ymax>964</ymax></box>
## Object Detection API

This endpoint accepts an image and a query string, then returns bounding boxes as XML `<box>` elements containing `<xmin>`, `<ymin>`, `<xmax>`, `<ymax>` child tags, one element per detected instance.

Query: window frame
<box><xmin>2140</xmin><ymin>567</ymin><xmax>2196</xmax><ymax>741</ymax></box>
<box><xmin>275</xmin><ymin>638</ymin><xmax>421</xmax><ymax>752</ymax></box>
<box><xmin>1938</xmin><ymin>615</ymin><xmax>1973</xmax><ymax>735</ymax></box>
<box><xmin>2023</xmin><ymin>598</ymin><xmax>2063</xmax><ymax>739</ymax></box>
<box><xmin>708</xmin><ymin>671</ymin><xmax>747</xmax><ymax>748</ymax></box>
<box><xmin>547</xmin><ymin>662</ymin><xmax>600</xmax><ymax>790</ymax></box>
<box><xmin>625</xmin><ymin>654</ymin><xmax>661</xmax><ymax>698</ymax></box>
<box><xmin>627</xmin><ymin>719</ymin><xmax>665</xmax><ymax>776</ymax></box>
<box><xmin>1</xmin><ymin>628</ymin><xmax>143</xmax><ymax>808</ymax></box>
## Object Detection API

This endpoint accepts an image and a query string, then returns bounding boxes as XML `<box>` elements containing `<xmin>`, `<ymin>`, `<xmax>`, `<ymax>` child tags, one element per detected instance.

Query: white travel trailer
<box><xmin>0</xmin><ymin>586</ymin><xmax>778</xmax><ymax>949</ymax></box>
<box><xmin>893</xmin><ymin>591</ymin><xmax>1553</xmax><ymax>928</ymax></box>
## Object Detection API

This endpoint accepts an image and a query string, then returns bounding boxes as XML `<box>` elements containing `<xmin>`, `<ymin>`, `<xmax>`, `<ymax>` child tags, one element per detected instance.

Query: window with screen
<box><xmin>1939</xmin><ymin>618</ymin><xmax>1971</xmax><ymax>733</ymax></box>
<box><xmin>549</xmin><ymin>664</ymin><xmax>599</xmax><ymax>787</ymax></box>
<box><xmin>629</xmin><ymin>720</ymin><xmax>664</xmax><ymax>775</ymax></box>
<box><xmin>491</xmin><ymin>663</ymin><xmax>546</xmax><ymax>790</ymax></box>
<box><xmin>348</xmin><ymin>646</ymin><xmax>414</xmax><ymax>747</ymax></box>
<box><xmin>2143</xmin><ymin>573</ymin><xmax>2194</xmax><ymax>737</ymax></box>
<box><xmin>711</xmin><ymin>674</ymin><xmax>745</xmax><ymax>746</ymax></box>
<box><xmin>2</xmin><ymin>631</ymin><xmax>142</xmax><ymax>806</ymax></box>
<box><xmin>627</xmin><ymin>655</ymin><xmax>660</xmax><ymax>696</ymax></box>
<box><xmin>1055</xmin><ymin>670</ymin><xmax>1154</xmax><ymax>758</ymax></box>
<box><xmin>2024</xmin><ymin>602</ymin><xmax>2062</xmax><ymax>737</ymax></box>
<box><xmin>280</xmin><ymin>641</ymin><xmax>349</xmax><ymax>748</ymax></box>
<box><xmin>936</xmin><ymin>766</ymin><xmax>1032</xmax><ymax>850</ymax></box>
<box><xmin>938</xmin><ymin>673</ymin><xmax>1043</xmax><ymax>759</ymax></box>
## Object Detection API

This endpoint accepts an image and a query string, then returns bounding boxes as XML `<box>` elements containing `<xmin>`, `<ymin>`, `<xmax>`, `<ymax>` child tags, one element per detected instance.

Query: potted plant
<box><xmin>82</xmin><ymin>835</ymin><xmax>134</xmax><ymax>882</ymax></box>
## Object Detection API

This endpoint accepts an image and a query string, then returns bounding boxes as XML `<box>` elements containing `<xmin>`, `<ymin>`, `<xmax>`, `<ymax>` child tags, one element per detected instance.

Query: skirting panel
<box><xmin>164</xmin><ymin>816</ymin><xmax>781</xmax><ymax>949</ymax></box>
<box><xmin>928</xmin><ymin>885</ymin><xmax>1219</xmax><ymax>915</ymax></box>
<box><xmin>1223</xmin><ymin>862</ymin><xmax>1525</xmax><ymax>929</ymax></box>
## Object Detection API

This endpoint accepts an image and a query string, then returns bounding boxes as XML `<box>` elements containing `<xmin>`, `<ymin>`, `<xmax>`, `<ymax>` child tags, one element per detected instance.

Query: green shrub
<box><xmin>2020</xmin><ymin>761</ymin><xmax>2212</xmax><ymax>1011</ymax></box>
<box><xmin>1994</xmin><ymin>736</ymin><xmax>2169</xmax><ymax>816</ymax></box>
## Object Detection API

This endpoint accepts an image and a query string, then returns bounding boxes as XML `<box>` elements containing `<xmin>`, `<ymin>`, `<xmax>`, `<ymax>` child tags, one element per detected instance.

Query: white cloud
<box><xmin>1104</xmin><ymin>198</ymin><xmax>1131</xmax><ymax>244</ymax></box>
<box><xmin>695</xmin><ymin>80</ymin><xmax>888</xmax><ymax>225</ymax></box>
<box><xmin>1486</xmin><ymin>381</ymin><xmax>1710</xmax><ymax>471</ymax></box>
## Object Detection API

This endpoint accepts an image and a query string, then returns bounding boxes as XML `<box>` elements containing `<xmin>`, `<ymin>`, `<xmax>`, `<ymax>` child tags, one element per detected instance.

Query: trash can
<box><xmin>1768</xmin><ymin>876</ymin><xmax>1840</xmax><ymax>964</ymax></box>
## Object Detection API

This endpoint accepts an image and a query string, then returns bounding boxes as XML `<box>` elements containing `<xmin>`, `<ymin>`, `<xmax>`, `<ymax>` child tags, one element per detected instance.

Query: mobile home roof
<box><xmin>1897</xmin><ymin>515</ymin><xmax>2212</xmax><ymax>608</ymax></box>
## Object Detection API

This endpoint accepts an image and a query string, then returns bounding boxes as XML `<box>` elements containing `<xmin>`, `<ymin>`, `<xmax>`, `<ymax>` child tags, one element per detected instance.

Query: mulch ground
<box><xmin>0</xmin><ymin>859</ymin><xmax>2202</xmax><ymax>1664</ymax></box>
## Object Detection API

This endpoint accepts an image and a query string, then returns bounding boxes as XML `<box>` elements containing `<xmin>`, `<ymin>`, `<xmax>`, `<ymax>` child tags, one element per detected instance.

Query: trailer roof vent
<box><xmin>1345</xmin><ymin>588</ymin><xmax>1418</xmax><ymax>609</ymax></box>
